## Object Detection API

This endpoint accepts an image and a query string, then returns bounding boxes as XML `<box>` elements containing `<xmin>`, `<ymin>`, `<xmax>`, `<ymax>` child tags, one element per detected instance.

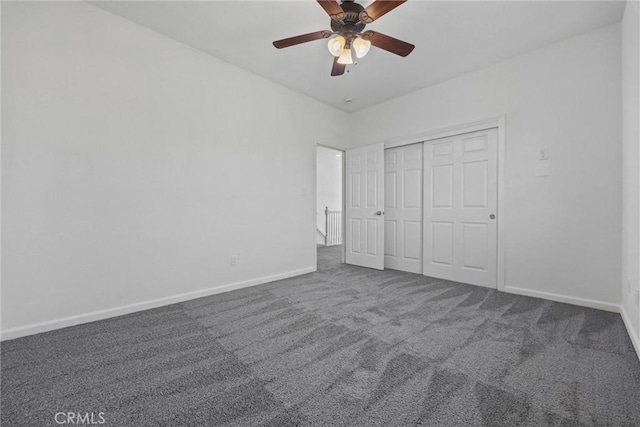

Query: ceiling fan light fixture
<box><xmin>272</xmin><ymin>0</ymin><xmax>414</xmax><ymax>76</ymax></box>
<box><xmin>353</xmin><ymin>37</ymin><xmax>371</xmax><ymax>58</ymax></box>
<box><xmin>337</xmin><ymin>48</ymin><xmax>354</xmax><ymax>65</ymax></box>
<box><xmin>327</xmin><ymin>35</ymin><xmax>346</xmax><ymax>57</ymax></box>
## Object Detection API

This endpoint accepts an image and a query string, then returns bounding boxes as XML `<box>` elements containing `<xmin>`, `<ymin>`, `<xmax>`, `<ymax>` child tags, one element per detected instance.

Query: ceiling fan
<box><xmin>273</xmin><ymin>0</ymin><xmax>414</xmax><ymax>76</ymax></box>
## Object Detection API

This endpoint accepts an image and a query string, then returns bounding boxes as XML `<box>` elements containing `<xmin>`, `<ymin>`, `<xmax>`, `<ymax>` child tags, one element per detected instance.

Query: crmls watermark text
<box><xmin>54</xmin><ymin>412</ymin><xmax>106</xmax><ymax>425</ymax></box>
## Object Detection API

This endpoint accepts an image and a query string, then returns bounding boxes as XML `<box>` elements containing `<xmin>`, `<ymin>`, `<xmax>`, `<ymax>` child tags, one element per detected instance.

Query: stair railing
<box><xmin>324</xmin><ymin>206</ymin><xmax>342</xmax><ymax>246</ymax></box>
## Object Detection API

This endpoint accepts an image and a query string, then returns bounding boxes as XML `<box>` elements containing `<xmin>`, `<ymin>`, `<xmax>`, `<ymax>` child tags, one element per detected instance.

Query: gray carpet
<box><xmin>2</xmin><ymin>245</ymin><xmax>640</xmax><ymax>426</ymax></box>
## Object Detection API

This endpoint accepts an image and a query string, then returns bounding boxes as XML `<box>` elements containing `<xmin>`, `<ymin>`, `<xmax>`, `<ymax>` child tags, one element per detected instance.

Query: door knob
<box><xmin>375</xmin><ymin>211</ymin><xmax>383</xmax><ymax>216</ymax></box>
<box><xmin>489</xmin><ymin>214</ymin><xmax>496</xmax><ymax>220</ymax></box>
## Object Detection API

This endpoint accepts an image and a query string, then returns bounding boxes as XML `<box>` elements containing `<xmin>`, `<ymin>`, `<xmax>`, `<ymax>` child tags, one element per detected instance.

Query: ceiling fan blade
<box><xmin>359</xmin><ymin>0</ymin><xmax>407</xmax><ymax>24</ymax></box>
<box><xmin>362</xmin><ymin>30</ymin><xmax>414</xmax><ymax>57</ymax></box>
<box><xmin>331</xmin><ymin>57</ymin><xmax>346</xmax><ymax>76</ymax></box>
<box><xmin>317</xmin><ymin>0</ymin><xmax>345</xmax><ymax>21</ymax></box>
<box><xmin>273</xmin><ymin>31</ymin><xmax>332</xmax><ymax>49</ymax></box>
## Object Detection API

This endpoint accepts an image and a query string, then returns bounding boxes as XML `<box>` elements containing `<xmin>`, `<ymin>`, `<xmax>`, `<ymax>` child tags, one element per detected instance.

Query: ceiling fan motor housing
<box><xmin>272</xmin><ymin>0</ymin><xmax>414</xmax><ymax>76</ymax></box>
<box><xmin>331</xmin><ymin>0</ymin><xmax>366</xmax><ymax>40</ymax></box>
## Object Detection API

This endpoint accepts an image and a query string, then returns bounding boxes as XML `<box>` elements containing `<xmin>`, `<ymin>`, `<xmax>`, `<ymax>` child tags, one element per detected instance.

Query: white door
<box><xmin>384</xmin><ymin>143</ymin><xmax>423</xmax><ymax>273</ymax></box>
<box><xmin>346</xmin><ymin>143</ymin><xmax>385</xmax><ymax>270</ymax></box>
<box><xmin>423</xmin><ymin>128</ymin><xmax>498</xmax><ymax>288</ymax></box>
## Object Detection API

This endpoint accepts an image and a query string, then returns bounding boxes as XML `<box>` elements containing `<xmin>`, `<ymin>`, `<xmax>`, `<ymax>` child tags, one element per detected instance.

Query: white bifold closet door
<box><xmin>423</xmin><ymin>128</ymin><xmax>498</xmax><ymax>288</ymax></box>
<box><xmin>384</xmin><ymin>143</ymin><xmax>423</xmax><ymax>273</ymax></box>
<box><xmin>346</xmin><ymin>143</ymin><xmax>385</xmax><ymax>270</ymax></box>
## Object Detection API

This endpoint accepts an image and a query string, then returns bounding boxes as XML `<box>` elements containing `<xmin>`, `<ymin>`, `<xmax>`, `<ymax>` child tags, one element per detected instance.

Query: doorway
<box><xmin>316</xmin><ymin>146</ymin><xmax>344</xmax><ymax>251</ymax></box>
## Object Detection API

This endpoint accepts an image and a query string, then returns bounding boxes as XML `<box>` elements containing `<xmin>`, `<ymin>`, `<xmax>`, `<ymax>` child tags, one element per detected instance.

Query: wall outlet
<box><xmin>231</xmin><ymin>255</ymin><xmax>238</xmax><ymax>266</ymax></box>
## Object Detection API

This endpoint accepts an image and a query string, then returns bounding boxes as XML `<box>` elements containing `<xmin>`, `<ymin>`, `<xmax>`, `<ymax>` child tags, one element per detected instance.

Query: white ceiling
<box><xmin>91</xmin><ymin>0</ymin><xmax>626</xmax><ymax>112</ymax></box>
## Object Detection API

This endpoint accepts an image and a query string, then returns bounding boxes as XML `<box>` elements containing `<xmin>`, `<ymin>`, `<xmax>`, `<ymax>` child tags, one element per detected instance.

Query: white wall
<box><xmin>1</xmin><ymin>1</ymin><xmax>349</xmax><ymax>338</ymax></box>
<box><xmin>350</xmin><ymin>24</ymin><xmax>623</xmax><ymax>310</ymax></box>
<box><xmin>1</xmin><ymin>2</ymin><xmax>632</xmax><ymax>341</ymax></box>
<box><xmin>316</xmin><ymin>146</ymin><xmax>343</xmax><ymax>234</ymax></box>
<box><xmin>621</xmin><ymin>0</ymin><xmax>640</xmax><ymax>354</ymax></box>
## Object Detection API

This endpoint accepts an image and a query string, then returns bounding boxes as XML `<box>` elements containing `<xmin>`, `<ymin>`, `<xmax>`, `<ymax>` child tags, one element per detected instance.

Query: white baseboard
<box><xmin>503</xmin><ymin>286</ymin><xmax>620</xmax><ymax>313</ymax></box>
<box><xmin>620</xmin><ymin>305</ymin><xmax>640</xmax><ymax>361</ymax></box>
<box><xmin>0</xmin><ymin>267</ymin><xmax>316</xmax><ymax>341</ymax></box>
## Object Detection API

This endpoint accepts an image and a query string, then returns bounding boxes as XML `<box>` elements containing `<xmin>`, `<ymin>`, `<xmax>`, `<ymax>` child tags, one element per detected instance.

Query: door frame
<box><xmin>314</xmin><ymin>143</ymin><xmax>346</xmax><ymax>269</ymax></box>
<box><xmin>383</xmin><ymin>115</ymin><xmax>506</xmax><ymax>291</ymax></box>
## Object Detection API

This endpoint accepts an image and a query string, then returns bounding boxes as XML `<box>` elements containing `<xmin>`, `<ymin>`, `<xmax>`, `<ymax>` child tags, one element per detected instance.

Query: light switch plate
<box><xmin>539</xmin><ymin>148</ymin><xmax>549</xmax><ymax>160</ymax></box>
